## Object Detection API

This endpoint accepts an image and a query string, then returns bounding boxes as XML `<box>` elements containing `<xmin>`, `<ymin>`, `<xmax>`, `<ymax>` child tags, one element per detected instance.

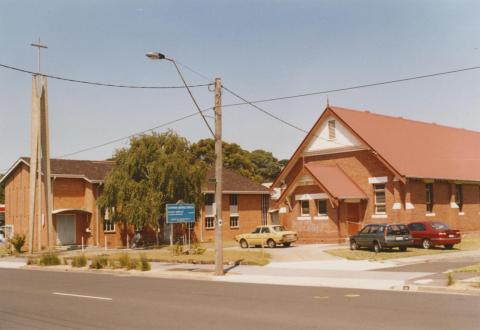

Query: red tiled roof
<box><xmin>304</xmin><ymin>163</ymin><xmax>367</xmax><ymax>199</ymax></box>
<box><xmin>330</xmin><ymin>106</ymin><xmax>480</xmax><ymax>182</ymax></box>
<box><xmin>203</xmin><ymin>168</ymin><xmax>269</xmax><ymax>194</ymax></box>
<box><xmin>19</xmin><ymin>157</ymin><xmax>114</xmax><ymax>182</ymax></box>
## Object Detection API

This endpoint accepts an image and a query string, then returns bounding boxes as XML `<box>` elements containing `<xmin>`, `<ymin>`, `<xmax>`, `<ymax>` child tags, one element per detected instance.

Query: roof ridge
<box><xmin>330</xmin><ymin>106</ymin><xmax>480</xmax><ymax>135</ymax></box>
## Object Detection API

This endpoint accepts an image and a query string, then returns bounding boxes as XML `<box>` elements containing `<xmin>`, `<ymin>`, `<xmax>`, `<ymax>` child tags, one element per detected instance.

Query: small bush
<box><xmin>126</xmin><ymin>258</ymin><xmax>139</xmax><ymax>270</ymax></box>
<box><xmin>71</xmin><ymin>255</ymin><xmax>87</xmax><ymax>268</ymax></box>
<box><xmin>8</xmin><ymin>234</ymin><xmax>26</xmax><ymax>254</ymax></box>
<box><xmin>447</xmin><ymin>272</ymin><xmax>455</xmax><ymax>286</ymax></box>
<box><xmin>191</xmin><ymin>242</ymin><xmax>206</xmax><ymax>255</ymax></box>
<box><xmin>39</xmin><ymin>252</ymin><xmax>61</xmax><ymax>266</ymax></box>
<box><xmin>139</xmin><ymin>254</ymin><xmax>151</xmax><ymax>271</ymax></box>
<box><xmin>108</xmin><ymin>258</ymin><xmax>121</xmax><ymax>269</ymax></box>
<box><xmin>172</xmin><ymin>242</ymin><xmax>184</xmax><ymax>256</ymax></box>
<box><xmin>27</xmin><ymin>257</ymin><xmax>38</xmax><ymax>265</ymax></box>
<box><xmin>90</xmin><ymin>255</ymin><xmax>108</xmax><ymax>269</ymax></box>
<box><xmin>118</xmin><ymin>253</ymin><xmax>130</xmax><ymax>268</ymax></box>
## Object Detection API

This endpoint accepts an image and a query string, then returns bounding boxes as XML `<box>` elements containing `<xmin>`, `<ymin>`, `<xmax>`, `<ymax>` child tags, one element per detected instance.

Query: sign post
<box><xmin>166</xmin><ymin>204</ymin><xmax>195</xmax><ymax>249</ymax></box>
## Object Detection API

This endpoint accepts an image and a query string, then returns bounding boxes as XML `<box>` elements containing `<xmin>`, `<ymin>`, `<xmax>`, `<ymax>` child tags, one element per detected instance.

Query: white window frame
<box><xmin>373</xmin><ymin>184</ymin><xmax>386</xmax><ymax>215</ymax></box>
<box><xmin>103</xmin><ymin>219</ymin><xmax>115</xmax><ymax>233</ymax></box>
<box><xmin>205</xmin><ymin>217</ymin><xmax>215</xmax><ymax>229</ymax></box>
<box><xmin>229</xmin><ymin>216</ymin><xmax>239</xmax><ymax>228</ymax></box>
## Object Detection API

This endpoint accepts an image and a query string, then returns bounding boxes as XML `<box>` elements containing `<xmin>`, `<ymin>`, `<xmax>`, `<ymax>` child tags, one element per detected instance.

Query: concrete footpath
<box><xmin>2</xmin><ymin>247</ymin><xmax>480</xmax><ymax>293</ymax></box>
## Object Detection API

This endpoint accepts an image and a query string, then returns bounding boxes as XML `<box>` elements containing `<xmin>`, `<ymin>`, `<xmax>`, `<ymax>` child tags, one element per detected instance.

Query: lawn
<box><xmin>64</xmin><ymin>245</ymin><xmax>270</xmax><ymax>266</ymax></box>
<box><xmin>454</xmin><ymin>263</ymin><xmax>480</xmax><ymax>273</ymax></box>
<box><xmin>325</xmin><ymin>236</ymin><xmax>480</xmax><ymax>261</ymax></box>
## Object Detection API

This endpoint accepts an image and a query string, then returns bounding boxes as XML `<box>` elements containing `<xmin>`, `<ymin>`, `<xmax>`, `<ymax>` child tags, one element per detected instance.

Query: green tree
<box><xmin>190</xmin><ymin>139</ymin><xmax>281</xmax><ymax>183</ymax></box>
<box><xmin>97</xmin><ymin>131</ymin><xmax>206</xmax><ymax>245</ymax></box>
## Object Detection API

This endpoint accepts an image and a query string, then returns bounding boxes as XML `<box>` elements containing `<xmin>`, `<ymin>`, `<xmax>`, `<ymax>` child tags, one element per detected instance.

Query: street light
<box><xmin>146</xmin><ymin>52</ymin><xmax>224</xmax><ymax>276</ymax></box>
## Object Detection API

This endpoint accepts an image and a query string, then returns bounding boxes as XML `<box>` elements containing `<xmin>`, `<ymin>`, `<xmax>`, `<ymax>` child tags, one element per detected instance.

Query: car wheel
<box><xmin>422</xmin><ymin>238</ymin><xmax>432</xmax><ymax>249</ymax></box>
<box><xmin>373</xmin><ymin>241</ymin><xmax>381</xmax><ymax>253</ymax></box>
<box><xmin>267</xmin><ymin>239</ymin><xmax>276</xmax><ymax>248</ymax></box>
<box><xmin>350</xmin><ymin>240</ymin><xmax>358</xmax><ymax>251</ymax></box>
<box><xmin>444</xmin><ymin>244</ymin><xmax>454</xmax><ymax>249</ymax></box>
<box><xmin>399</xmin><ymin>246</ymin><xmax>407</xmax><ymax>252</ymax></box>
<box><xmin>239</xmin><ymin>239</ymin><xmax>249</xmax><ymax>249</ymax></box>
<box><xmin>283</xmin><ymin>242</ymin><xmax>291</xmax><ymax>247</ymax></box>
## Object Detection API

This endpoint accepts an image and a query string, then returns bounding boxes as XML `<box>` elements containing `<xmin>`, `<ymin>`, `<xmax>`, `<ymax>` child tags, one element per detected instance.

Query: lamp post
<box><xmin>146</xmin><ymin>52</ymin><xmax>224</xmax><ymax>275</ymax></box>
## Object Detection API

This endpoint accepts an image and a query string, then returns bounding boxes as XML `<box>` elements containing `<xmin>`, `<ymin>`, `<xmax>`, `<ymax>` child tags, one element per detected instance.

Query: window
<box><xmin>272</xmin><ymin>226</ymin><xmax>286</xmax><ymax>232</ymax></box>
<box><xmin>373</xmin><ymin>184</ymin><xmax>386</xmax><ymax>214</ymax></box>
<box><xmin>408</xmin><ymin>223</ymin><xmax>426</xmax><ymax>231</ymax></box>
<box><xmin>359</xmin><ymin>226</ymin><xmax>371</xmax><ymax>234</ymax></box>
<box><xmin>229</xmin><ymin>194</ymin><xmax>238</xmax><ymax>206</ymax></box>
<box><xmin>103</xmin><ymin>219</ymin><xmax>115</xmax><ymax>232</ymax></box>
<box><xmin>300</xmin><ymin>200</ymin><xmax>310</xmax><ymax>216</ymax></box>
<box><xmin>386</xmin><ymin>225</ymin><xmax>409</xmax><ymax>235</ymax></box>
<box><xmin>455</xmin><ymin>184</ymin><xmax>463</xmax><ymax>212</ymax></box>
<box><xmin>230</xmin><ymin>216</ymin><xmax>239</xmax><ymax>228</ymax></box>
<box><xmin>316</xmin><ymin>199</ymin><xmax>327</xmax><ymax>216</ymax></box>
<box><xmin>260</xmin><ymin>227</ymin><xmax>270</xmax><ymax>234</ymax></box>
<box><xmin>431</xmin><ymin>222</ymin><xmax>449</xmax><ymax>230</ymax></box>
<box><xmin>252</xmin><ymin>227</ymin><xmax>261</xmax><ymax>234</ymax></box>
<box><xmin>328</xmin><ymin>120</ymin><xmax>336</xmax><ymax>140</ymax></box>
<box><xmin>426</xmin><ymin>183</ymin><xmax>434</xmax><ymax>213</ymax></box>
<box><xmin>205</xmin><ymin>194</ymin><xmax>214</xmax><ymax>205</ymax></box>
<box><xmin>205</xmin><ymin>217</ymin><xmax>215</xmax><ymax>229</ymax></box>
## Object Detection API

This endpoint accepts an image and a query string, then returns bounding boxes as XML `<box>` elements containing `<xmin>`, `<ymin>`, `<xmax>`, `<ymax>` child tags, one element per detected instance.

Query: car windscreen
<box><xmin>431</xmin><ymin>222</ymin><xmax>449</xmax><ymax>230</ymax></box>
<box><xmin>387</xmin><ymin>225</ymin><xmax>409</xmax><ymax>235</ymax></box>
<box><xmin>272</xmin><ymin>226</ymin><xmax>286</xmax><ymax>232</ymax></box>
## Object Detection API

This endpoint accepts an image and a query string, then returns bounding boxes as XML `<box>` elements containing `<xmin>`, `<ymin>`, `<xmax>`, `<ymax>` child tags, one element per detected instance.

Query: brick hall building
<box><xmin>270</xmin><ymin>106</ymin><xmax>480</xmax><ymax>243</ymax></box>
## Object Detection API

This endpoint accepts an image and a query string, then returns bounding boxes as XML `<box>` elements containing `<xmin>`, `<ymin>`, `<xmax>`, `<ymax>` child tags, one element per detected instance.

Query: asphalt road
<box><xmin>0</xmin><ymin>269</ymin><xmax>479</xmax><ymax>330</ymax></box>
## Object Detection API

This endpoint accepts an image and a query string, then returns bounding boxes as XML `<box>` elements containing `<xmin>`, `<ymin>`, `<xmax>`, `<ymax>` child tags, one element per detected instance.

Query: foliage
<box><xmin>118</xmin><ymin>253</ymin><xmax>130</xmax><ymax>268</ymax></box>
<box><xmin>172</xmin><ymin>241</ymin><xmax>184</xmax><ymax>256</ymax></box>
<box><xmin>447</xmin><ymin>272</ymin><xmax>455</xmax><ymax>286</ymax></box>
<box><xmin>190</xmin><ymin>139</ymin><xmax>282</xmax><ymax>183</ymax></box>
<box><xmin>97</xmin><ymin>131</ymin><xmax>207</xmax><ymax>240</ymax></box>
<box><xmin>191</xmin><ymin>242</ymin><xmax>207</xmax><ymax>255</ymax></box>
<box><xmin>8</xmin><ymin>234</ymin><xmax>26</xmax><ymax>253</ymax></box>
<box><xmin>71</xmin><ymin>254</ymin><xmax>87</xmax><ymax>267</ymax></box>
<box><xmin>27</xmin><ymin>256</ymin><xmax>38</xmax><ymax>265</ymax></box>
<box><xmin>39</xmin><ymin>252</ymin><xmax>61</xmax><ymax>266</ymax></box>
<box><xmin>139</xmin><ymin>254</ymin><xmax>151</xmax><ymax>271</ymax></box>
<box><xmin>90</xmin><ymin>255</ymin><xmax>109</xmax><ymax>269</ymax></box>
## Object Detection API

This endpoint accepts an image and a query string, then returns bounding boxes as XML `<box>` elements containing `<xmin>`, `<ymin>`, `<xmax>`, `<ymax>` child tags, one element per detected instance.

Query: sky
<box><xmin>1</xmin><ymin>0</ymin><xmax>480</xmax><ymax>172</ymax></box>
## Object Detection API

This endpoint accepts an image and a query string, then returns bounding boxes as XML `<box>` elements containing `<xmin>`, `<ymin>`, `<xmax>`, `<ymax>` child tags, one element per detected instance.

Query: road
<box><xmin>0</xmin><ymin>268</ymin><xmax>479</xmax><ymax>330</ymax></box>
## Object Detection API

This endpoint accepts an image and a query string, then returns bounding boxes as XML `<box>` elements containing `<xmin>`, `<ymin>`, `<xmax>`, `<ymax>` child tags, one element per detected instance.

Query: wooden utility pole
<box><xmin>214</xmin><ymin>77</ymin><xmax>224</xmax><ymax>276</ymax></box>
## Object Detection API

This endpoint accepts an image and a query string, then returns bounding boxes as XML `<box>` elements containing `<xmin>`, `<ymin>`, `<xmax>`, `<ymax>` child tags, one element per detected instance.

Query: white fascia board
<box><xmin>295</xmin><ymin>193</ymin><xmax>328</xmax><ymax>201</ymax></box>
<box><xmin>0</xmin><ymin>158</ymin><xmax>30</xmax><ymax>184</ymax></box>
<box><xmin>368</xmin><ymin>176</ymin><xmax>388</xmax><ymax>184</ymax></box>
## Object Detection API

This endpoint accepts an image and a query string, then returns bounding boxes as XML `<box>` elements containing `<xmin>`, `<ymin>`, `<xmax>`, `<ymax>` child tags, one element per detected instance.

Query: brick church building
<box><xmin>270</xmin><ymin>106</ymin><xmax>480</xmax><ymax>243</ymax></box>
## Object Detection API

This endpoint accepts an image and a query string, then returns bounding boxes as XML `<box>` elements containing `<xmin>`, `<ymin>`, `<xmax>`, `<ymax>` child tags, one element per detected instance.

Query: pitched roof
<box><xmin>1</xmin><ymin>157</ymin><xmax>114</xmax><ymax>183</ymax></box>
<box><xmin>304</xmin><ymin>163</ymin><xmax>367</xmax><ymax>199</ymax></box>
<box><xmin>203</xmin><ymin>168</ymin><xmax>269</xmax><ymax>194</ymax></box>
<box><xmin>329</xmin><ymin>106</ymin><xmax>480</xmax><ymax>182</ymax></box>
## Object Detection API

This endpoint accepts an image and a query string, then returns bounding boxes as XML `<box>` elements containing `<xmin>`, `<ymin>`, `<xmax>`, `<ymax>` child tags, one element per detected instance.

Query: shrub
<box><xmin>118</xmin><ymin>253</ymin><xmax>130</xmax><ymax>268</ymax></box>
<box><xmin>27</xmin><ymin>257</ymin><xmax>38</xmax><ymax>265</ymax></box>
<box><xmin>191</xmin><ymin>242</ymin><xmax>206</xmax><ymax>255</ymax></box>
<box><xmin>108</xmin><ymin>258</ymin><xmax>121</xmax><ymax>269</ymax></box>
<box><xmin>8</xmin><ymin>234</ymin><xmax>26</xmax><ymax>254</ymax></box>
<box><xmin>90</xmin><ymin>255</ymin><xmax>108</xmax><ymax>269</ymax></box>
<box><xmin>139</xmin><ymin>254</ymin><xmax>151</xmax><ymax>271</ymax></box>
<box><xmin>172</xmin><ymin>242</ymin><xmax>184</xmax><ymax>256</ymax></box>
<box><xmin>39</xmin><ymin>252</ymin><xmax>61</xmax><ymax>266</ymax></box>
<box><xmin>447</xmin><ymin>272</ymin><xmax>455</xmax><ymax>286</ymax></box>
<box><xmin>71</xmin><ymin>254</ymin><xmax>87</xmax><ymax>268</ymax></box>
<box><xmin>126</xmin><ymin>258</ymin><xmax>139</xmax><ymax>270</ymax></box>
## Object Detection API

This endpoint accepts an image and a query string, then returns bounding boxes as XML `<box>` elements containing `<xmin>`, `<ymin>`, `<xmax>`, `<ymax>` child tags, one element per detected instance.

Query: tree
<box><xmin>97</xmin><ymin>131</ymin><xmax>206</xmax><ymax>245</ymax></box>
<box><xmin>190</xmin><ymin>139</ymin><xmax>282</xmax><ymax>183</ymax></box>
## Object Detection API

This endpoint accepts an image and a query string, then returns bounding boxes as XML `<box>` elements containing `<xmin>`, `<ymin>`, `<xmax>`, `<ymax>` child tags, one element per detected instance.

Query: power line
<box><xmin>0</xmin><ymin>63</ymin><xmax>211</xmax><ymax>89</ymax></box>
<box><xmin>55</xmin><ymin>108</ymin><xmax>213</xmax><ymax>158</ymax></box>
<box><xmin>220</xmin><ymin>65</ymin><xmax>480</xmax><ymax>108</ymax></box>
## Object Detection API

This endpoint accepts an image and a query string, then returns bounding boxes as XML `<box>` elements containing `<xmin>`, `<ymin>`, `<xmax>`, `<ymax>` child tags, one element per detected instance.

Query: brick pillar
<box><xmin>392</xmin><ymin>178</ymin><xmax>402</xmax><ymax>222</ymax></box>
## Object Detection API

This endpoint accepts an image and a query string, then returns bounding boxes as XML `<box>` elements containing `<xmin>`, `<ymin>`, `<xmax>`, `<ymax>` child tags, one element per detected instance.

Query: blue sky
<box><xmin>1</xmin><ymin>0</ymin><xmax>480</xmax><ymax>171</ymax></box>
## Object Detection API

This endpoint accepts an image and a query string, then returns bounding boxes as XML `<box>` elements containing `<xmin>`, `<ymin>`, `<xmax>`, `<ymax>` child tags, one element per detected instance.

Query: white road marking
<box><xmin>52</xmin><ymin>292</ymin><xmax>113</xmax><ymax>301</ymax></box>
<box><xmin>313</xmin><ymin>296</ymin><xmax>329</xmax><ymax>299</ymax></box>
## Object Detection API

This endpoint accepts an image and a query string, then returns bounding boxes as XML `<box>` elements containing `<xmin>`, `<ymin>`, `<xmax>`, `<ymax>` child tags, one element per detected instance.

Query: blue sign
<box><xmin>166</xmin><ymin>204</ymin><xmax>195</xmax><ymax>223</ymax></box>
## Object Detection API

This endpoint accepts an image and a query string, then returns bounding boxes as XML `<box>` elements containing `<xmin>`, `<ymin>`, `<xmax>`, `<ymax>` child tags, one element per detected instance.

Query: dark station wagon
<box><xmin>350</xmin><ymin>224</ymin><xmax>413</xmax><ymax>253</ymax></box>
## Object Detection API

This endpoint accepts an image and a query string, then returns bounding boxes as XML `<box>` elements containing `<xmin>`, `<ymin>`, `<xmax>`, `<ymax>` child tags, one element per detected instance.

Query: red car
<box><xmin>407</xmin><ymin>221</ymin><xmax>461</xmax><ymax>249</ymax></box>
